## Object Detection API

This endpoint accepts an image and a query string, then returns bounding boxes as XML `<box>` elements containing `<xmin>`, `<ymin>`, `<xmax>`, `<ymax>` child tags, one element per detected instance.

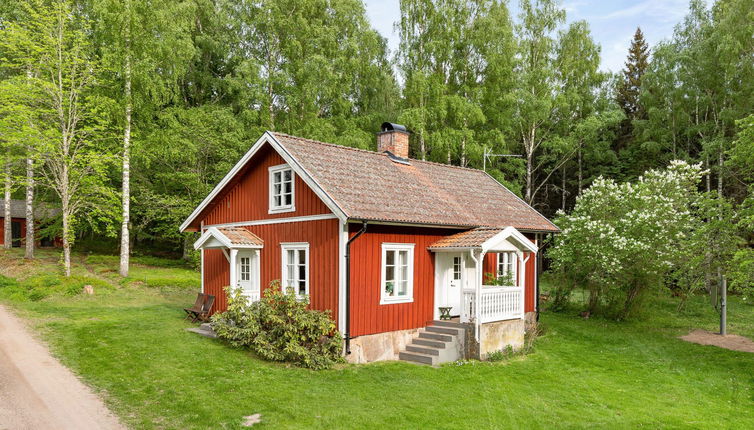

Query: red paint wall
<box><xmin>199</xmin><ymin>143</ymin><xmax>340</xmax><ymax>322</ymax></box>
<box><xmin>202</xmin><ymin>145</ymin><xmax>331</xmax><ymax>227</ymax></box>
<box><xmin>202</xmin><ymin>219</ymin><xmax>340</xmax><ymax>321</ymax></box>
<box><xmin>0</xmin><ymin>218</ymin><xmax>26</xmax><ymax>246</ymax></box>
<box><xmin>348</xmin><ymin>224</ymin><xmax>463</xmax><ymax>337</ymax></box>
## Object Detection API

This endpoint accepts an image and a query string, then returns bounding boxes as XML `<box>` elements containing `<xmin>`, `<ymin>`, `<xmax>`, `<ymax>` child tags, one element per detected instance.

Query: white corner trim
<box><xmin>337</xmin><ymin>218</ymin><xmax>347</xmax><ymax>333</ymax></box>
<box><xmin>179</xmin><ymin>132</ymin><xmax>347</xmax><ymax>232</ymax></box>
<box><xmin>204</xmin><ymin>213</ymin><xmax>338</xmax><ymax>229</ymax></box>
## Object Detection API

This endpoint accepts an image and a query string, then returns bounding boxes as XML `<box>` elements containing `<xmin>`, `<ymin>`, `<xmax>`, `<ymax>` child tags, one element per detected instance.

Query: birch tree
<box><xmin>90</xmin><ymin>0</ymin><xmax>195</xmax><ymax>276</ymax></box>
<box><xmin>2</xmin><ymin>0</ymin><xmax>113</xmax><ymax>275</ymax></box>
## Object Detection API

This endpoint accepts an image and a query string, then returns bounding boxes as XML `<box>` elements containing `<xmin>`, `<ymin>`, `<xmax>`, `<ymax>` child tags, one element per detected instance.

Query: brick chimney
<box><xmin>377</xmin><ymin>122</ymin><xmax>410</xmax><ymax>159</ymax></box>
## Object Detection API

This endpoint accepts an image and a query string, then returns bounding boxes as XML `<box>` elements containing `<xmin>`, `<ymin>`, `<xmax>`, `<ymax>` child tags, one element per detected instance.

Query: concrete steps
<box><xmin>398</xmin><ymin>321</ymin><xmax>468</xmax><ymax>366</ymax></box>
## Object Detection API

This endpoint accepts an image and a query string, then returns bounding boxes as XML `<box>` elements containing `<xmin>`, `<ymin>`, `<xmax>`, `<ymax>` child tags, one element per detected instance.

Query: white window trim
<box><xmin>380</xmin><ymin>243</ymin><xmax>415</xmax><ymax>305</ymax></box>
<box><xmin>281</xmin><ymin>242</ymin><xmax>309</xmax><ymax>297</ymax></box>
<box><xmin>268</xmin><ymin>164</ymin><xmax>295</xmax><ymax>214</ymax></box>
<box><xmin>496</xmin><ymin>251</ymin><xmax>517</xmax><ymax>285</ymax></box>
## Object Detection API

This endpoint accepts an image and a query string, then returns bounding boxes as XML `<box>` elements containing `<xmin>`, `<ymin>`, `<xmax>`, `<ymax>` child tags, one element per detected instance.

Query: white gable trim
<box><xmin>193</xmin><ymin>227</ymin><xmax>263</xmax><ymax>250</ymax></box>
<box><xmin>481</xmin><ymin>226</ymin><xmax>538</xmax><ymax>254</ymax></box>
<box><xmin>179</xmin><ymin>132</ymin><xmax>347</xmax><ymax>232</ymax></box>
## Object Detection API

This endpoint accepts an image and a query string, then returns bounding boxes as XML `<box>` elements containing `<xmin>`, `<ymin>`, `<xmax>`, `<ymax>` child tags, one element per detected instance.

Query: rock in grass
<box><xmin>242</xmin><ymin>414</ymin><xmax>262</xmax><ymax>427</ymax></box>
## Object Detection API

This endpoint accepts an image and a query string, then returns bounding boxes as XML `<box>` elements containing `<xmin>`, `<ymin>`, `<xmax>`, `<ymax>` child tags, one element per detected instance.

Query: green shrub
<box><xmin>212</xmin><ymin>282</ymin><xmax>343</xmax><ymax>370</ymax></box>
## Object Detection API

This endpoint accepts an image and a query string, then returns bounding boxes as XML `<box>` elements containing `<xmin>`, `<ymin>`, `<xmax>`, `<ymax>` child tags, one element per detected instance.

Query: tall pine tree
<box><xmin>617</xmin><ymin>27</ymin><xmax>649</xmax><ymax>122</ymax></box>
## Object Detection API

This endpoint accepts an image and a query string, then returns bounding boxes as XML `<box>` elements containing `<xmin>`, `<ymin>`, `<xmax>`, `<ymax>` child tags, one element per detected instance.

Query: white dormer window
<box><xmin>269</xmin><ymin>164</ymin><xmax>295</xmax><ymax>213</ymax></box>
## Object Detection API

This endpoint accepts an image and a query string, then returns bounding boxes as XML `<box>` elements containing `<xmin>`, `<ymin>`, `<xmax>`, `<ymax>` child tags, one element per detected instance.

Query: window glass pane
<box><xmin>400</xmin><ymin>264</ymin><xmax>408</xmax><ymax>283</ymax></box>
<box><xmin>284</xmin><ymin>182</ymin><xmax>291</xmax><ymax>193</ymax></box>
<box><xmin>283</xmin><ymin>170</ymin><xmax>291</xmax><ymax>181</ymax></box>
<box><xmin>298</xmin><ymin>264</ymin><xmax>306</xmax><ymax>281</ymax></box>
<box><xmin>386</xmin><ymin>250</ymin><xmax>394</xmax><ymax>265</ymax></box>
<box><xmin>274</xmin><ymin>171</ymin><xmax>281</xmax><ymax>184</ymax></box>
<box><xmin>398</xmin><ymin>280</ymin><xmax>408</xmax><ymax>296</ymax></box>
<box><xmin>385</xmin><ymin>265</ymin><xmax>394</xmax><ymax>281</ymax></box>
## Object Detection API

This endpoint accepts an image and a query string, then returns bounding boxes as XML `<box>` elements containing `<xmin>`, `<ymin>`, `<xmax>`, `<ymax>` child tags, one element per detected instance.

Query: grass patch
<box><xmin>2</xmin><ymin>250</ymin><xmax>754</xmax><ymax>429</ymax></box>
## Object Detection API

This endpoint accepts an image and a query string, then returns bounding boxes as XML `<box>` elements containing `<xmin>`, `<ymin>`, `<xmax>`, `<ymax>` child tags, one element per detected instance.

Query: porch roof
<box><xmin>194</xmin><ymin>227</ymin><xmax>264</xmax><ymax>250</ymax></box>
<box><xmin>428</xmin><ymin>226</ymin><xmax>537</xmax><ymax>253</ymax></box>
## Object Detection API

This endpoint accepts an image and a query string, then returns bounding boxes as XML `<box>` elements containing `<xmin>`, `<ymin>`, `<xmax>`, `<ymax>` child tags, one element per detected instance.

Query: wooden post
<box><xmin>229</xmin><ymin>248</ymin><xmax>238</xmax><ymax>290</ymax></box>
<box><xmin>720</xmin><ymin>275</ymin><xmax>727</xmax><ymax>336</ymax></box>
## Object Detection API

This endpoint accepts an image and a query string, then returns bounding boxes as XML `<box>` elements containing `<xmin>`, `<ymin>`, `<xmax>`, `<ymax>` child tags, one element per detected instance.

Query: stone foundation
<box><xmin>345</xmin><ymin>328</ymin><xmax>420</xmax><ymax>364</ymax></box>
<box><xmin>478</xmin><ymin>319</ymin><xmax>525</xmax><ymax>359</ymax></box>
<box><xmin>524</xmin><ymin>311</ymin><xmax>537</xmax><ymax>332</ymax></box>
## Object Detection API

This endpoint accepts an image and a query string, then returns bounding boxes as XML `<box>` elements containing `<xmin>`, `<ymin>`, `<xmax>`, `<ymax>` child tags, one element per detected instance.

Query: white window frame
<box><xmin>380</xmin><ymin>243</ymin><xmax>415</xmax><ymax>305</ymax></box>
<box><xmin>281</xmin><ymin>242</ymin><xmax>309</xmax><ymax>297</ymax></box>
<box><xmin>497</xmin><ymin>251</ymin><xmax>517</xmax><ymax>285</ymax></box>
<box><xmin>268</xmin><ymin>164</ymin><xmax>295</xmax><ymax>214</ymax></box>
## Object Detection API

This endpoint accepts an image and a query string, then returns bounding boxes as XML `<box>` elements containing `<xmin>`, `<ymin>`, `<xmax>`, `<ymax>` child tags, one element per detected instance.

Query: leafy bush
<box><xmin>730</xmin><ymin>248</ymin><xmax>754</xmax><ymax>301</ymax></box>
<box><xmin>212</xmin><ymin>282</ymin><xmax>343</xmax><ymax>370</ymax></box>
<box><xmin>549</xmin><ymin>161</ymin><xmax>710</xmax><ymax>319</ymax></box>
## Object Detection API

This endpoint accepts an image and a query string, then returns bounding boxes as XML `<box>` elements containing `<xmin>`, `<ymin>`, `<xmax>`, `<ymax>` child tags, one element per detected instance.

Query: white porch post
<box><xmin>518</xmin><ymin>251</ymin><xmax>525</xmax><ymax>319</ymax></box>
<box><xmin>475</xmin><ymin>250</ymin><xmax>485</xmax><ymax>341</ymax></box>
<box><xmin>229</xmin><ymin>248</ymin><xmax>238</xmax><ymax>289</ymax></box>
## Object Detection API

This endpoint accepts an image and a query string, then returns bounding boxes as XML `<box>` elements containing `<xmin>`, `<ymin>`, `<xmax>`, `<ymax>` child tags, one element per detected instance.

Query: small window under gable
<box><xmin>269</xmin><ymin>164</ymin><xmax>295</xmax><ymax>214</ymax></box>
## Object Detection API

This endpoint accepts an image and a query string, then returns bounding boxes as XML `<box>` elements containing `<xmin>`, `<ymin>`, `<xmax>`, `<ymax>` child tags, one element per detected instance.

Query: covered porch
<box><xmin>194</xmin><ymin>227</ymin><xmax>264</xmax><ymax>302</ymax></box>
<box><xmin>429</xmin><ymin>226</ymin><xmax>537</xmax><ymax>343</ymax></box>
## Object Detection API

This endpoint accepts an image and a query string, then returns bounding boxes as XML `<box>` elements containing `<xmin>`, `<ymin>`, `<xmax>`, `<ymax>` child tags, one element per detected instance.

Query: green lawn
<box><xmin>1</xmin><ymin>248</ymin><xmax>753</xmax><ymax>429</ymax></box>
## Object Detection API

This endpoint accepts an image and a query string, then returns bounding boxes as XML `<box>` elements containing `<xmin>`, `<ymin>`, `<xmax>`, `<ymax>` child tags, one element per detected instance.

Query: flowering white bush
<box><xmin>549</xmin><ymin>161</ymin><xmax>705</xmax><ymax>318</ymax></box>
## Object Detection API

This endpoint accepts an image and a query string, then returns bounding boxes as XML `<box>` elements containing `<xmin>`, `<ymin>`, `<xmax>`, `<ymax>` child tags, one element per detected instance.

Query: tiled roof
<box><xmin>217</xmin><ymin>227</ymin><xmax>264</xmax><ymax>247</ymax></box>
<box><xmin>0</xmin><ymin>199</ymin><xmax>60</xmax><ymax>219</ymax></box>
<box><xmin>429</xmin><ymin>228</ymin><xmax>503</xmax><ymax>249</ymax></box>
<box><xmin>271</xmin><ymin>132</ymin><xmax>559</xmax><ymax>232</ymax></box>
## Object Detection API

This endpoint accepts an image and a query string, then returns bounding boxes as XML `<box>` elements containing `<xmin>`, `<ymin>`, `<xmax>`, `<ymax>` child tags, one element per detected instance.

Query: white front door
<box><xmin>236</xmin><ymin>250</ymin><xmax>259</xmax><ymax>302</ymax></box>
<box><xmin>439</xmin><ymin>253</ymin><xmax>463</xmax><ymax>316</ymax></box>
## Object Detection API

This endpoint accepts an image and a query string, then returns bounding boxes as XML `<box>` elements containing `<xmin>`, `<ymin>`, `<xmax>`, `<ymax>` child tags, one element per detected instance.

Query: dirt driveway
<box><xmin>0</xmin><ymin>304</ymin><xmax>124</xmax><ymax>430</ymax></box>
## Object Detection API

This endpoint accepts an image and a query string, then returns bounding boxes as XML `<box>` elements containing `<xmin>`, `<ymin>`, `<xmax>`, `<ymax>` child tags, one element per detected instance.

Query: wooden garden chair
<box><xmin>184</xmin><ymin>293</ymin><xmax>206</xmax><ymax>321</ymax></box>
<box><xmin>196</xmin><ymin>294</ymin><xmax>215</xmax><ymax>322</ymax></box>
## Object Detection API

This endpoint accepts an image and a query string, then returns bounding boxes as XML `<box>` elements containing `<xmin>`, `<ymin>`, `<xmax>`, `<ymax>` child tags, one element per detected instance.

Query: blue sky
<box><xmin>364</xmin><ymin>0</ymin><xmax>698</xmax><ymax>73</ymax></box>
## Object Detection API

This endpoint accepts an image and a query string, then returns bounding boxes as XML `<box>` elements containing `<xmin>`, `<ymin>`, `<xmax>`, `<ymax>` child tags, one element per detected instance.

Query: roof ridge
<box><xmin>269</xmin><ymin>131</ymin><xmax>489</xmax><ymax>175</ymax></box>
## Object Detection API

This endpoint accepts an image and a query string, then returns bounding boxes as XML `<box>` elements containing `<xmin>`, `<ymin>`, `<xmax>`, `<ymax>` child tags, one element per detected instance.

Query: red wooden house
<box><xmin>181</xmin><ymin>124</ymin><xmax>559</xmax><ymax>364</ymax></box>
<box><xmin>0</xmin><ymin>199</ymin><xmax>60</xmax><ymax>248</ymax></box>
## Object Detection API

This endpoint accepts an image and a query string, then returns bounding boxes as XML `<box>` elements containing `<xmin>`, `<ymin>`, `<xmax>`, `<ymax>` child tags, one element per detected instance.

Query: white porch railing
<box><xmin>462</xmin><ymin>286</ymin><xmax>523</xmax><ymax>323</ymax></box>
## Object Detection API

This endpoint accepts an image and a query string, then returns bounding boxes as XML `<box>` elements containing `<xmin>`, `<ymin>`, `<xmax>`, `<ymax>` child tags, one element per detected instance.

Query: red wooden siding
<box><xmin>202</xmin><ymin>219</ymin><xmax>340</xmax><ymax>322</ymax></box>
<box><xmin>0</xmin><ymin>218</ymin><xmax>25</xmax><ymax>246</ymax></box>
<box><xmin>524</xmin><ymin>252</ymin><xmax>535</xmax><ymax>313</ymax></box>
<box><xmin>202</xmin><ymin>144</ymin><xmax>331</xmax><ymax>226</ymax></box>
<box><xmin>348</xmin><ymin>224</ymin><xmax>462</xmax><ymax>337</ymax></box>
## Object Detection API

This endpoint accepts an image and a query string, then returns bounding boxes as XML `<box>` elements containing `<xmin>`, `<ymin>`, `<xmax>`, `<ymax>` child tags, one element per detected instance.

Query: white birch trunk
<box><xmin>25</xmin><ymin>157</ymin><xmax>34</xmax><ymax>259</ymax></box>
<box><xmin>119</xmin><ymin>8</ymin><xmax>132</xmax><ymax>278</ymax></box>
<box><xmin>61</xmin><ymin>162</ymin><xmax>71</xmax><ymax>277</ymax></box>
<box><xmin>3</xmin><ymin>167</ymin><xmax>11</xmax><ymax>250</ymax></box>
